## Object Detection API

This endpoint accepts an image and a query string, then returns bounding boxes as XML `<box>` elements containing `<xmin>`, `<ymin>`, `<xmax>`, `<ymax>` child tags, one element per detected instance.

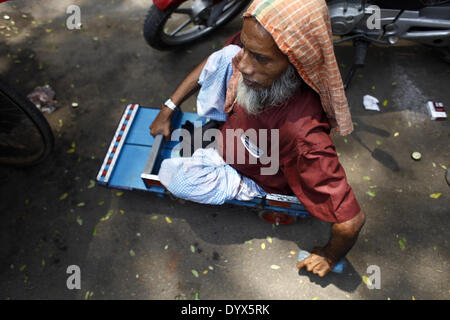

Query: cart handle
<box><xmin>141</xmin><ymin>134</ymin><xmax>163</xmax><ymax>181</ymax></box>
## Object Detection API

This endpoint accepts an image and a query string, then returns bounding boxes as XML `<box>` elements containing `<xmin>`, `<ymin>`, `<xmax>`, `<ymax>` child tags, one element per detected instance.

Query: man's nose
<box><xmin>237</xmin><ymin>51</ymin><xmax>255</xmax><ymax>77</ymax></box>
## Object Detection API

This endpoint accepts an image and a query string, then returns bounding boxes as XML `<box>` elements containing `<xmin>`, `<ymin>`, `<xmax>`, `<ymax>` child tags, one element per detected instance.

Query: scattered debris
<box><xmin>411</xmin><ymin>152</ymin><xmax>422</xmax><ymax>161</ymax></box>
<box><xmin>363</xmin><ymin>95</ymin><xmax>380</xmax><ymax>111</ymax></box>
<box><xmin>27</xmin><ymin>85</ymin><xmax>57</xmax><ymax>114</ymax></box>
<box><xmin>426</xmin><ymin>101</ymin><xmax>447</xmax><ymax>120</ymax></box>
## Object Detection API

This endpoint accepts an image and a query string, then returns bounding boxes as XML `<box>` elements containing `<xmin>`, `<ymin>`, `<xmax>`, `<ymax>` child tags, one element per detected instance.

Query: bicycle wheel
<box><xmin>0</xmin><ymin>80</ymin><xmax>54</xmax><ymax>166</ymax></box>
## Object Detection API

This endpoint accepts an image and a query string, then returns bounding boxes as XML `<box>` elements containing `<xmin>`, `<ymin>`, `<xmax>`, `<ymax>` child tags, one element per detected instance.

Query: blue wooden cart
<box><xmin>96</xmin><ymin>104</ymin><xmax>311</xmax><ymax>225</ymax></box>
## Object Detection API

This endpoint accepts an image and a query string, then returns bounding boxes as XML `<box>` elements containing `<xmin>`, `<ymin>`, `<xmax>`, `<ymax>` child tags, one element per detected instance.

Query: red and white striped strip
<box><xmin>97</xmin><ymin>104</ymin><xmax>139</xmax><ymax>184</ymax></box>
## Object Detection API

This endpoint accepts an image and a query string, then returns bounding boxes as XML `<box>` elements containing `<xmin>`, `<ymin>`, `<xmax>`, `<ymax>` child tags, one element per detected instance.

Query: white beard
<box><xmin>235</xmin><ymin>63</ymin><xmax>302</xmax><ymax>115</ymax></box>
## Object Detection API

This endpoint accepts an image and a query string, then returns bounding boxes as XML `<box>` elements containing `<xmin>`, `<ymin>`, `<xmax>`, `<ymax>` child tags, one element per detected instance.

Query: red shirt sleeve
<box><xmin>282</xmin><ymin>130</ymin><xmax>361</xmax><ymax>224</ymax></box>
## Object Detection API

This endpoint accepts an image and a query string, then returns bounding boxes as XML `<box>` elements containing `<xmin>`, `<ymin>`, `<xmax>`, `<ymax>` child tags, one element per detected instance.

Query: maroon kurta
<box><xmin>216</xmin><ymin>84</ymin><xmax>360</xmax><ymax>223</ymax></box>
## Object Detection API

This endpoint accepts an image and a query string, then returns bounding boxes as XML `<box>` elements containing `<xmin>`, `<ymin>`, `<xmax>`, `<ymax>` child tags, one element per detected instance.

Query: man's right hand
<box><xmin>149</xmin><ymin>105</ymin><xmax>174</xmax><ymax>141</ymax></box>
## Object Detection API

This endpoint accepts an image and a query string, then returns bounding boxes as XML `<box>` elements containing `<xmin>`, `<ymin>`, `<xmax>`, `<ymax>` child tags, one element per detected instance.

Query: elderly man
<box><xmin>150</xmin><ymin>0</ymin><xmax>365</xmax><ymax>277</ymax></box>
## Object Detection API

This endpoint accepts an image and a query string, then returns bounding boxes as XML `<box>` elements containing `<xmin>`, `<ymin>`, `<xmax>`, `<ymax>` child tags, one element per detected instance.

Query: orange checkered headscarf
<box><xmin>225</xmin><ymin>0</ymin><xmax>354</xmax><ymax>136</ymax></box>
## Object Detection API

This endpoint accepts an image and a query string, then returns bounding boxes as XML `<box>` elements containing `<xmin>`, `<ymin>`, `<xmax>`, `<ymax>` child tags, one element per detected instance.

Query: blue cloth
<box><xmin>196</xmin><ymin>45</ymin><xmax>241</xmax><ymax>121</ymax></box>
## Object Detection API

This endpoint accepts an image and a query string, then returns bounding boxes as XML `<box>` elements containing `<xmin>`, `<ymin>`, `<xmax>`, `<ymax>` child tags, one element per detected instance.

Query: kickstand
<box><xmin>343</xmin><ymin>39</ymin><xmax>368</xmax><ymax>90</ymax></box>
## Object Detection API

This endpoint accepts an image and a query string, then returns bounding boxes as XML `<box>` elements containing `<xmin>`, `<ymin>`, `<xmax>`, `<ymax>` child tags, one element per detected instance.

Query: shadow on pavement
<box><xmin>297</xmin><ymin>261</ymin><xmax>362</xmax><ymax>292</ymax></box>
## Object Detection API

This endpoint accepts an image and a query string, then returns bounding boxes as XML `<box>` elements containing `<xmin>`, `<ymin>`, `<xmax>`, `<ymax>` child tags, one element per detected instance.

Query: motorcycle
<box><xmin>143</xmin><ymin>0</ymin><xmax>450</xmax><ymax>87</ymax></box>
<box><xmin>143</xmin><ymin>0</ymin><xmax>252</xmax><ymax>50</ymax></box>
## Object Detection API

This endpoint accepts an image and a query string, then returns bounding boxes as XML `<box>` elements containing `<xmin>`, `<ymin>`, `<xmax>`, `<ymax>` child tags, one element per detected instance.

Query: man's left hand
<box><xmin>296</xmin><ymin>247</ymin><xmax>337</xmax><ymax>277</ymax></box>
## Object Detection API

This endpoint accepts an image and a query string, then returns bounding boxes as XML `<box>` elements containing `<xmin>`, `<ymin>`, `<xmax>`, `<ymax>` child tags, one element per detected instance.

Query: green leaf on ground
<box><xmin>362</xmin><ymin>275</ymin><xmax>373</xmax><ymax>287</ymax></box>
<box><xmin>191</xmin><ymin>270</ymin><xmax>199</xmax><ymax>278</ymax></box>
<box><xmin>366</xmin><ymin>191</ymin><xmax>376</xmax><ymax>198</ymax></box>
<box><xmin>270</xmin><ymin>265</ymin><xmax>280</xmax><ymax>270</ymax></box>
<box><xmin>87</xmin><ymin>180</ymin><xmax>95</xmax><ymax>189</ymax></box>
<box><xmin>100</xmin><ymin>209</ymin><xmax>114</xmax><ymax>221</ymax></box>
<box><xmin>399</xmin><ymin>237</ymin><xmax>407</xmax><ymax>250</ymax></box>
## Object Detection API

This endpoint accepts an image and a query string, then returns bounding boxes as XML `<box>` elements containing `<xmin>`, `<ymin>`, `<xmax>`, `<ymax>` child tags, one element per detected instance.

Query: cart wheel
<box><xmin>257</xmin><ymin>211</ymin><xmax>297</xmax><ymax>226</ymax></box>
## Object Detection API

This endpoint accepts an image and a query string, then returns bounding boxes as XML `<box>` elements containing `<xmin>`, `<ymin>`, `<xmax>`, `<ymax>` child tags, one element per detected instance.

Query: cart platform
<box><xmin>96</xmin><ymin>104</ymin><xmax>311</xmax><ymax>223</ymax></box>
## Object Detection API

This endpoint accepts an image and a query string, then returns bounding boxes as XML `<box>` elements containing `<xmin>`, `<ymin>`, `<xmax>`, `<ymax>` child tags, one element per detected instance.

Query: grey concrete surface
<box><xmin>0</xmin><ymin>0</ymin><xmax>448</xmax><ymax>300</ymax></box>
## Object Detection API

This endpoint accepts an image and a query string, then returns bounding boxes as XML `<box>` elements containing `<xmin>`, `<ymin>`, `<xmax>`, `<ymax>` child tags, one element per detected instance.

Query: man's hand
<box><xmin>296</xmin><ymin>247</ymin><xmax>338</xmax><ymax>278</ymax></box>
<box><xmin>149</xmin><ymin>106</ymin><xmax>174</xmax><ymax>141</ymax></box>
<box><xmin>296</xmin><ymin>211</ymin><xmax>366</xmax><ymax>277</ymax></box>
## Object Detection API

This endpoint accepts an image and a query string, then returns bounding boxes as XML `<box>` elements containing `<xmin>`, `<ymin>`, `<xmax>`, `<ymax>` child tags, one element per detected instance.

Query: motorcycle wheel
<box><xmin>143</xmin><ymin>0</ymin><xmax>250</xmax><ymax>50</ymax></box>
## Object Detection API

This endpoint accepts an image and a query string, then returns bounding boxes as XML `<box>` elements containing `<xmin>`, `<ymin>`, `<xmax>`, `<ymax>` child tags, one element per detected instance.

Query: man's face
<box><xmin>238</xmin><ymin>17</ymin><xmax>290</xmax><ymax>90</ymax></box>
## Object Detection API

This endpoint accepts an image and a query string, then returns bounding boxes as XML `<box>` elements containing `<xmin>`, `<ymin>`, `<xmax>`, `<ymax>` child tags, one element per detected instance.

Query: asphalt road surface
<box><xmin>0</xmin><ymin>0</ymin><xmax>449</xmax><ymax>300</ymax></box>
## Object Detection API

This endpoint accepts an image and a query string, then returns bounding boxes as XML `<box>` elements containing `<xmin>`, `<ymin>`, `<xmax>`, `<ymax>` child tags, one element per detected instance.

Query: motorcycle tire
<box><xmin>143</xmin><ymin>0</ymin><xmax>250</xmax><ymax>50</ymax></box>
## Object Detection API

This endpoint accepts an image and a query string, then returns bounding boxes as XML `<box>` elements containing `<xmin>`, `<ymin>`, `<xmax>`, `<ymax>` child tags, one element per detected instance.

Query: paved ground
<box><xmin>0</xmin><ymin>0</ymin><xmax>448</xmax><ymax>300</ymax></box>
